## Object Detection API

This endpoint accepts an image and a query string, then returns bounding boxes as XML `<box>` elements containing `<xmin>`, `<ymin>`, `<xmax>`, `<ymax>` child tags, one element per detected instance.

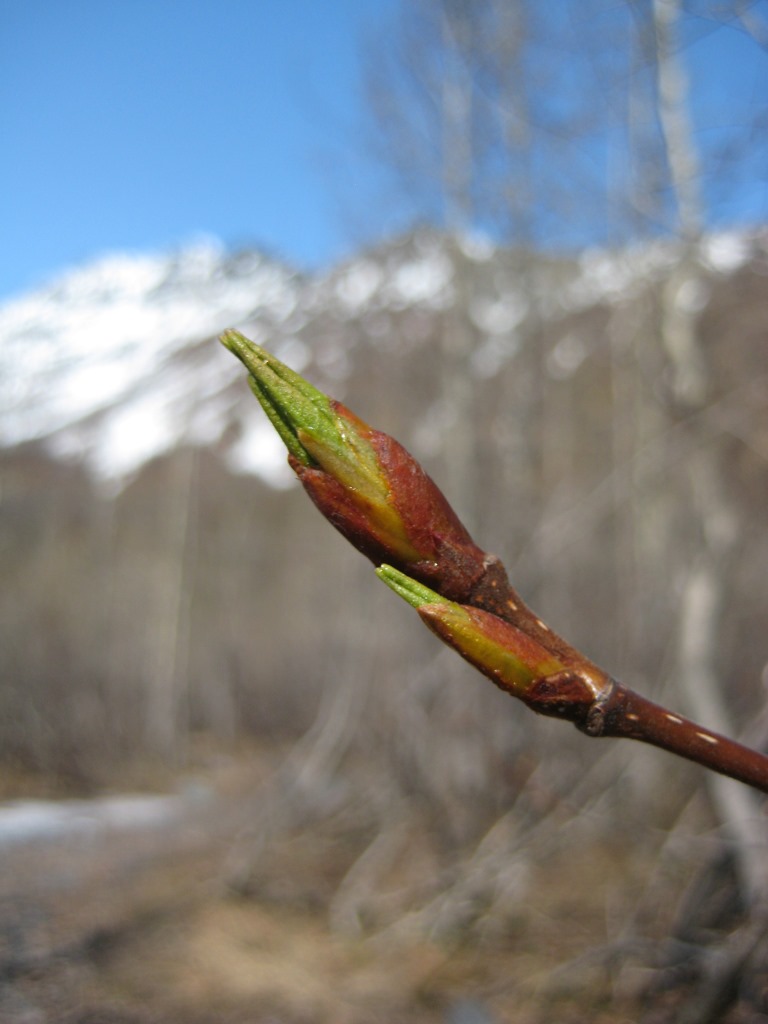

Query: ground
<box><xmin>0</xmin><ymin>743</ymin><xmax>659</xmax><ymax>1024</ymax></box>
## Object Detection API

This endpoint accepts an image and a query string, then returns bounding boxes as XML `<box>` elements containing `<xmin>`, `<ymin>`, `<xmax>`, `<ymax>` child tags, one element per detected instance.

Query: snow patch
<box><xmin>701</xmin><ymin>232</ymin><xmax>752</xmax><ymax>274</ymax></box>
<box><xmin>226</xmin><ymin>412</ymin><xmax>296</xmax><ymax>489</ymax></box>
<box><xmin>568</xmin><ymin>242</ymin><xmax>677</xmax><ymax>309</ymax></box>
<box><xmin>385</xmin><ymin>251</ymin><xmax>454</xmax><ymax>308</ymax></box>
<box><xmin>469</xmin><ymin>293</ymin><xmax>527</xmax><ymax>335</ymax></box>
<box><xmin>0</xmin><ymin>229</ymin><xmax>760</xmax><ymax>490</ymax></box>
<box><xmin>88</xmin><ymin>387</ymin><xmax>182</xmax><ymax>479</ymax></box>
<box><xmin>0</xmin><ymin>241</ymin><xmax>300</xmax><ymax>484</ymax></box>
<box><xmin>0</xmin><ymin>793</ymin><xmax>182</xmax><ymax>847</ymax></box>
<box><xmin>335</xmin><ymin>260</ymin><xmax>383</xmax><ymax>313</ymax></box>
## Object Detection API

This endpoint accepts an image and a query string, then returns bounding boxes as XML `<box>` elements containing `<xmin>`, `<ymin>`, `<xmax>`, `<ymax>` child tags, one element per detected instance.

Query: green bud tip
<box><xmin>221</xmin><ymin>330</ymin><xmax>393</xmax><ymax>513</ymax></box>
<box><xmin>220</xmin><ymin>329</ymin><xmax>340</xmax><ymax>468</ymax></box>
<box><xmin>376</xmin><ymin>565</ymin><xmax>444</xmax><ymax>609</ymax></box>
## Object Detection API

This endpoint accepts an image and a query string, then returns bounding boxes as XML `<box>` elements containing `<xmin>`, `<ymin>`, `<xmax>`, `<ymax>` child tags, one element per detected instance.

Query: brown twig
<box><xmin>585</xmin><ymin>683</ymin><xmax>768</xmax><ymax>795</ymax></box>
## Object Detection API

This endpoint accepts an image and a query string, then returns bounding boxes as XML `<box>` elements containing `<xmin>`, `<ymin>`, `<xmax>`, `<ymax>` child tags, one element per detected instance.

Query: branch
<box><xmin>220</xmin><ymin>330</ymin><xmax>768</xmax><ymax>796</ymax></box>
<box><xmin>589</xmin><ymin>684</ymin><xmax>768</xmax><ymax>795</ymax></box>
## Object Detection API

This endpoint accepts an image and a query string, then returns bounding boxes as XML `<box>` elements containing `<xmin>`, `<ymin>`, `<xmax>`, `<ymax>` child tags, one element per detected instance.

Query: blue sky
<box><xmin>1</xmin><ymin>1</ymin><xmax>767</xmax><ymax>302</ymax></box>
<box><xmin>0</xmin><ymin>0</ymin><xmax>394</xmax><ymax>300</ymax></box>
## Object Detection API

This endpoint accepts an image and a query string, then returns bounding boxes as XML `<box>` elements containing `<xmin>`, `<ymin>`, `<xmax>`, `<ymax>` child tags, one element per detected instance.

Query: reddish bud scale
<box><xmin>289</xmin><ymin>453</ymin><xmax>415</xmax><ymax>565</ymax></box>
<box><xmin>418</xmin><ymin>602</ymin><xmax>564</xmax><ymax>697</ymax></box>
<box><xmin>417</xmin><ymin>600</ymin><xmax>604</xmax><ymax>722</ymax></box>
<box><xmin>365</xmin><ymin>425</ymin><xmax>489</xmax><ymax>598</ymax></box>
<box><xmin>292</xmin><ymin>400</ymin><xmax>489</xmax><ymax>601</ymax></box>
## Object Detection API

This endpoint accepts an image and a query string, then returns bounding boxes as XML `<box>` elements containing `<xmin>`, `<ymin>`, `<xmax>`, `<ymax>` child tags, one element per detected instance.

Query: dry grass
<box><xmin>0</xmin><ymin>743</ymin><xmax>675</xmax><ymax>1023</ymax></box>
<box><xmin>4</xmin><ymin>830</ymin><xmax>647</xmax><ymax>1023</ymax></box>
